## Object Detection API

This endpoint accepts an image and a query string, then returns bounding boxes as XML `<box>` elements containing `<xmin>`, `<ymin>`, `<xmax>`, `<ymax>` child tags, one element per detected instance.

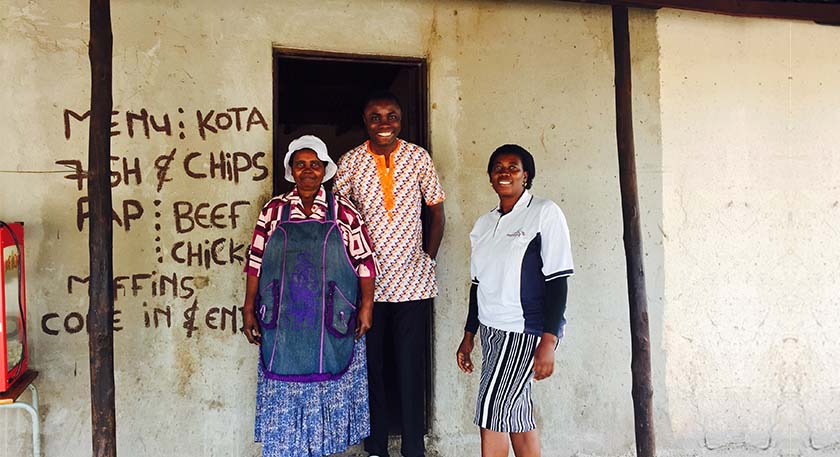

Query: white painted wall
<box><xmin>0</xmin><ymin>1</ymin><xmax>835</xmax><ymax>456</ymax></box>
<box><xmin>657</xmin><ymin>9</ymin><xmax>840</xmax><ymax>457</ymax></box>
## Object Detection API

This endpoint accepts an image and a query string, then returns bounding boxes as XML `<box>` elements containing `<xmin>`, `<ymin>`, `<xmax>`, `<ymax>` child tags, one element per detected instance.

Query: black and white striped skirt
<box><xmin>474</xmin><ymin>324</ymin><xmax>542</xmax><ymax>433</ymax></box>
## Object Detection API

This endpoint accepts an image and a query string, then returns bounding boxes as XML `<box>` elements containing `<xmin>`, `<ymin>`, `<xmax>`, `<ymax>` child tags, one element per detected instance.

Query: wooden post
<box><xmin>611</xmin><ymin>6</ymin><xmax>656</xmax><ymax>457</ymax></box>
<box><xmin>88</xmin><ymin>1</ymin><xmax>116</xmax><ymax>456</ymax></box>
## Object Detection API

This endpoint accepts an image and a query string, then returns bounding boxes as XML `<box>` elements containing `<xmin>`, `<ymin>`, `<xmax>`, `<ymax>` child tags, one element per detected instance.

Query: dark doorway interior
<box><xmin>273</xmin><ymin>50</ymin><xmax>431</xmax><ymax>435</ymax></box>
<box><xmin>273</xmin><ymin>50</ymin><xmax>428</xmax><ymax>196</ymax></box>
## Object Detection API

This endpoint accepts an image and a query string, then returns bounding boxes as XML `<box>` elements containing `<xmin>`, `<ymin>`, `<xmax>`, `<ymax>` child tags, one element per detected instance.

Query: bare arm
<box><xmin>425</xmin><ymin>201</ymin><xmax>445</xmax><ymax>260</ymax></box>
<box><xmin>242</xmin><ymin>275</ymin><xmax>261</xmax><ymax>345</ymax></box>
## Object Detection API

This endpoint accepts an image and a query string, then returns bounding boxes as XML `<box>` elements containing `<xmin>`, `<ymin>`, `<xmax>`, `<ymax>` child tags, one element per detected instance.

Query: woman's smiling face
<box><xmin>490</xmin><ymin>153</ymin><xmax>528</xmax><ymax>200</ymax></box>
<box><xmin>290</xmin><ymin>149</ymin><xmax>325</xmax><ymax>192</ymax></box>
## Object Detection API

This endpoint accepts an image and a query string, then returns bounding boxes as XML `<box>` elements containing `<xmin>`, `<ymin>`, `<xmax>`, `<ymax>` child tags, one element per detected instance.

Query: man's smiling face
<box><xmin>363</xmin><ymin>99</ymin><xmax>402</xmax><ymax>152</ymax></box>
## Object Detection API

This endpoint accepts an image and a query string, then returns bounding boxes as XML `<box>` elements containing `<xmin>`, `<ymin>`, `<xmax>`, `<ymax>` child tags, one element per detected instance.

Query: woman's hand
<box><xmin>456</xmin><ymin>332</ymin><xmax>475</xmax><ymax>374</ymax></box>
<box><xmin>533</xmin><ymin>333</ymin><xmax>557</xmax><ymax>381</ymax></box>
<box><xmin>355</xmin><ymin>304</ymin><xmax>372</xmax><ymax>340</ymax></box>
<box><xmin>243</xmin><ymin>312</ymin><xmax>261</xmax><ymax>345</ymax></box>
<box><xmin>356</xmin><ymin>277</ymin><xmax>375</xmax><ymax>341</ymax></box>
<box><xmin>242</xmin><ymin>275</ymin><xmax>261</xmax><ymax>345</ymax></box>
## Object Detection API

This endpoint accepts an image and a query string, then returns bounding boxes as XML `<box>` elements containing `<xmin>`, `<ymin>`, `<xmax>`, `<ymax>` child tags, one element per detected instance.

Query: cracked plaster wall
<box><xmin>0</xmin><ymin>2</ymin><xmax>653</xmax><ymax>455</ymax></box>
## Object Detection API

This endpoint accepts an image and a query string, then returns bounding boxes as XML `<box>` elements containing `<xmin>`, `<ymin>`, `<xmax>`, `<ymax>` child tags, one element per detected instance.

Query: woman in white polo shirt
<box><xmin>456</xmin><ymin>144</ymin><xmax>574</xmax><ymax>457</ymax></box>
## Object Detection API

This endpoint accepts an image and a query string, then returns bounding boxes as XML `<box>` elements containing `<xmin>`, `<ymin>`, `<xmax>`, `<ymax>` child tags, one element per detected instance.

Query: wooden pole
<box><xmin>611</xmin><ymin>6</ymin><xmax>656</xmax><ymax>457</ymax></box>
<box><xmin>88</xmin><ymin>1</ymin><xmax>116</xmax><ymax>456</ymax></box>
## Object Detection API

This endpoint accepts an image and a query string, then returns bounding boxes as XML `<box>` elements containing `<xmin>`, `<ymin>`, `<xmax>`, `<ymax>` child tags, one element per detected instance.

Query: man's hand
<box><xmin>533</xmin><ymin>334</ymin><xmax>557</xmax><ymax>381</ymax></box>
<box><xmin>456</xmin><ymin>332</ymin><xmax>475</xmax><ymax>374</ymax></box>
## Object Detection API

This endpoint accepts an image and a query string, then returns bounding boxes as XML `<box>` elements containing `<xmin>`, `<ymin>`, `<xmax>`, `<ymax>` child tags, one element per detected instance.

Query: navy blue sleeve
<box><xmin>465</xmin><ymin>283</ymin><xmax>479</xmax><ymax>334</ymax></box>
<box><xmin>542</xmin><ymin>276</ymin><xmax>568</xmax><ymax>337</ymax></box>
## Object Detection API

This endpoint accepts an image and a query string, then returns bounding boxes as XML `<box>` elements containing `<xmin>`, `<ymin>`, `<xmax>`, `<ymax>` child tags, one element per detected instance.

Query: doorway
<box><xmin>272</xmin><ymin>50</ymin><xmax>428</xmax><ymax>195</ymax></box>
<box><xmin>273</xmin><ymin>49</ymin><xmax>432</xmax><ymax>435</ymax></box>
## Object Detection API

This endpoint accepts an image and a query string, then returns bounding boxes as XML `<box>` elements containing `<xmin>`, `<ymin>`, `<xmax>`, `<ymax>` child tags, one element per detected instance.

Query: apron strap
<box><xmin>325</xmin><ymin>192</ymin><xmax>336</xmax><ymax>222</ymax></box>
<box><xmin>280</xmin><ymin>197</ymin><xmax>291</xmax><ymax>223</ymax></box>
<box><xmin>280</xmin><ymin>189</ymin><xmax>334</xmax><ymax>223</ymax></box>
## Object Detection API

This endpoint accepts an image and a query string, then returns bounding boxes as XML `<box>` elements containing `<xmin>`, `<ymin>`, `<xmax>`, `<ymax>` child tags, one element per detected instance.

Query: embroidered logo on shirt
<box><xmin>507</xmin><ymin>229</ymin><xmax>526</xmax><ymax>238</ymax></box>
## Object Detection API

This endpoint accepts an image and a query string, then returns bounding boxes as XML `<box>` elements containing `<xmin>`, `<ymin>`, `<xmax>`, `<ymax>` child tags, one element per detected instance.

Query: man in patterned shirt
<box><xmin>334</xmin><ymin>91</ymin><xmax>445</xmax><ymax>457</ymax></box>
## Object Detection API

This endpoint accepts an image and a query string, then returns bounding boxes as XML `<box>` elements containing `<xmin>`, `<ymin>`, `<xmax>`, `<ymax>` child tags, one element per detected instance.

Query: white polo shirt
<box><xmin>470</xmin><ymin>190</ymin><xmax>574</xmax><ymax>335</ymax></box>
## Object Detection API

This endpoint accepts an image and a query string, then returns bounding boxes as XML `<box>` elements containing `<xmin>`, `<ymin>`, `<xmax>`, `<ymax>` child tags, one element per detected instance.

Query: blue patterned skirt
<box><xmin>255</xmin><ymin>337</ymin><xmax>370</xmax><ymax>457</ymax></box>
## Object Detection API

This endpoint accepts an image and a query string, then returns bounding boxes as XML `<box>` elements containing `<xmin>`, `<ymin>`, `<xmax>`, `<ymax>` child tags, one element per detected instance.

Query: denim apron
<box><xmin>257</xmin><ymin>193</ymin><xmax>359</xmax><ymax>382</ymax></box>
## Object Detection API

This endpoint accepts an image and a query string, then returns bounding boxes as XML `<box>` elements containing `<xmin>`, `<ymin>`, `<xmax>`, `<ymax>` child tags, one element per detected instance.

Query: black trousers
<box><xmin>364</xmin><ymin>299</ymin><xmax>429</xmax><ymax>457</ymax></box>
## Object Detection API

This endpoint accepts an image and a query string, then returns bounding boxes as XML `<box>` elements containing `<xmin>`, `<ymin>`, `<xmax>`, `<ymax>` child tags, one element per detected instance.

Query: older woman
<box><xmin>456</xmin><ymin>144</ymin><xmax>574</xmax><ymax>457</ymax></box>
<box><xmin>242</xmin><ymin>135</ymin><xmax>377</xmax><ymax>457</ymax></box>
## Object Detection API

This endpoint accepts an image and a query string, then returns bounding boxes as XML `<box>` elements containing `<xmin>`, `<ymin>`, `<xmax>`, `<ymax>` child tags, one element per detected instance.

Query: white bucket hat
<box><xmin>283</xmin><ymin>135</ymin><xmax>338</xmax><ymax>183</ymax></box>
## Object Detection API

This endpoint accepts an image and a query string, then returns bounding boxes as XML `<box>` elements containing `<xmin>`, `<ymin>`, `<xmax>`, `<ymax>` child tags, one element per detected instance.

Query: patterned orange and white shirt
<box><xmin>334</xmin><ymin>140</ymin><xmax>445</xmax><ymax>302</ymax></box>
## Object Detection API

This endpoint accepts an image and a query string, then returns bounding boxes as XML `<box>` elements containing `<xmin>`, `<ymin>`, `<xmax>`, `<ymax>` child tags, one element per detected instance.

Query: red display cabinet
<box><xmin>0</xmin><ymin>222</ymin><xmax>27</xmax><ymax>392</ymax></box>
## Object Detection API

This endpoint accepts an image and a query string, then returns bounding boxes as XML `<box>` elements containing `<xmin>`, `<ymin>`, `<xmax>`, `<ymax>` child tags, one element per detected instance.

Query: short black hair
<box><xmin>487</xmin><ymin>144</ymin><xmax>536</xmax><ymax>189</ymax></box>
<box><xmin>362</xmin><ymin>90</ymin><xmax>402</xmax><ymax>113</ymax></box>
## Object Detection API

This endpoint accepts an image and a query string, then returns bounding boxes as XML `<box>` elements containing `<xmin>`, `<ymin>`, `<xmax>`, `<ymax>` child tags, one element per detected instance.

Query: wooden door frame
<box><xmin>271</xmin><ymin>48</ymin><xmax>434</xmax><ymax>434</ymax></box>
<box><xmin>272</xmin><ymin>48</ymin><xmax>429</xmax><ymax>196</ymax></box>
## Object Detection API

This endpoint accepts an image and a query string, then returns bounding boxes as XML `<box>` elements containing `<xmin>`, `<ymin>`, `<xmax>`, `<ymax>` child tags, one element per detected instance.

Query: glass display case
<box><xmin>0</xmin><ymin>222</ymin><xmax>27</xmax><ymax>392</ymax></box>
